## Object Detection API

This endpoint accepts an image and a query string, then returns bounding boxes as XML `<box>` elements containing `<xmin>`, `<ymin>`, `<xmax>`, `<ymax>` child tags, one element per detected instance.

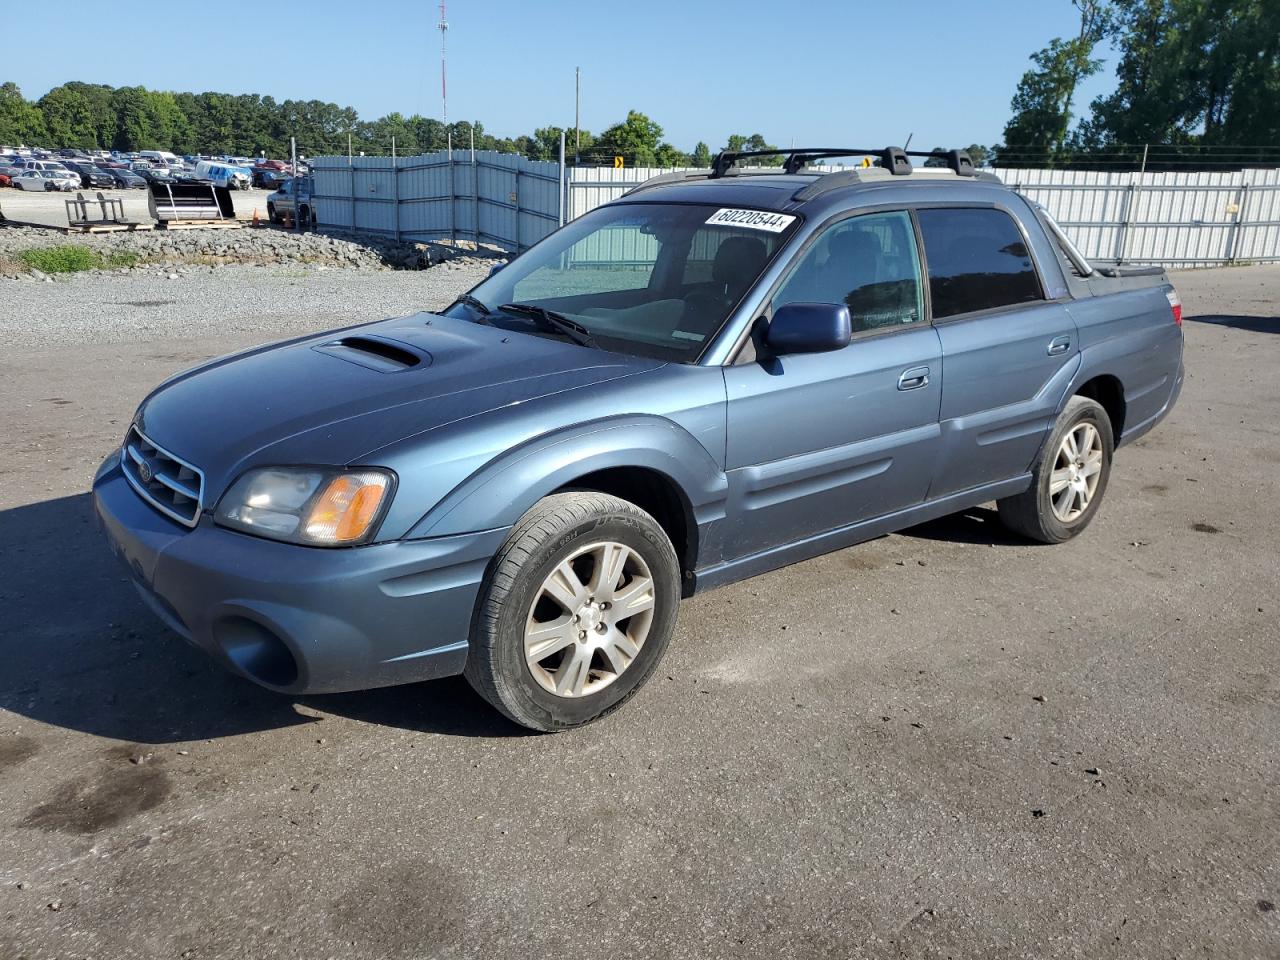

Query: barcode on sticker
<box><xmin>704</xmin><ymin>208</ymin><xmax>796</xmax><ymax>233</ymax></box>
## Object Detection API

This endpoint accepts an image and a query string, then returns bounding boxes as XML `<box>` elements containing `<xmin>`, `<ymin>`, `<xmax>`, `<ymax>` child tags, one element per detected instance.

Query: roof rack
<box><xmin>624</xmin><ymin>145</ymin><xmax>999</xmax><ymax>199</ymax></box>
<box><xmin>903</xmin><ymin>148</ymin><xmax>977</xmax><ymax>177</ymax></box>
<box><xmin>710</xmin><ymin>147</ymin><xmax>913</xmax><ymax>178</ymax></box>
<box><xmin>710</xmin><ymin>146</ymin><xmax>984</xmax><ymax>179</ymax></box>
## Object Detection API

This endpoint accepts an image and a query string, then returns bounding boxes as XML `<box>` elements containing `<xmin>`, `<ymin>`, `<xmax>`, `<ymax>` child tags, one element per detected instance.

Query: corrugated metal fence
<box><xmin>312</xmin><ymin>153</ymin><xmax>1280</xmax><ymax>266</ymax></box>
<box><xmin>995</xmin><ymin>167</ymin><xmax>1280</xmax><ymax>266</ymax></box>
<box><xmin>310</xmin><ymin>150</ymin><xmax>563</xmax><ymax>252</ymax></box>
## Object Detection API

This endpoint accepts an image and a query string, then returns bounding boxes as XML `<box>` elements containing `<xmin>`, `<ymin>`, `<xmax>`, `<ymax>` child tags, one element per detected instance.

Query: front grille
<box><xmin>121</xmin><ymin>426</ymin><xmax>205</xmax><ymax>528</ymax></box>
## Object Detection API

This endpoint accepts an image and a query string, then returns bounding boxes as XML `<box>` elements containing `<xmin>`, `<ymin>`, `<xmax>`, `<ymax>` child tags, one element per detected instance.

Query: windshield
<box><xmin>447</xmin><ymin>202</ymin><xmax>799</xmax><ymax>362</ymax></box>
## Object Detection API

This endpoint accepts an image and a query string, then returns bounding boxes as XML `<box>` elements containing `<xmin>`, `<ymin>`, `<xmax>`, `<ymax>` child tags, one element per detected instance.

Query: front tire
<box><xmin>998</xmin><ymin>395</ymin><xmax>1114</xmax><ymax>543</ymax></box>
<box><xmin>464</xmin><ymin>492</ymin><xmax>681</xmax><ymax>732</ymax></box>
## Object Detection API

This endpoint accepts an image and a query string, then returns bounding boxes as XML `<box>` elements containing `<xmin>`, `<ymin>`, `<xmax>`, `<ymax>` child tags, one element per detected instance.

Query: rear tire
<box><xmin>464</xmin><ymin>492</ymin><xmax>681</xmax><ymax>732</ymax></box>
<box><xmin>998</xmin><ymin>395</ymin><xmax>1114</xmax><ymax>544</ymax></box>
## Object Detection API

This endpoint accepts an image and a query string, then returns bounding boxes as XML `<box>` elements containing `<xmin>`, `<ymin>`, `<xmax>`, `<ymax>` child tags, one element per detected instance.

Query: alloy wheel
<box><xmin>524</xmin><ymin>541</ymin><xmax>656</xmax><ymax>698</ymax></box>
<box><xmin>1049</xmin><ymin>422</ymin><xmax>1103</xmax><ymax>522</ymax></box>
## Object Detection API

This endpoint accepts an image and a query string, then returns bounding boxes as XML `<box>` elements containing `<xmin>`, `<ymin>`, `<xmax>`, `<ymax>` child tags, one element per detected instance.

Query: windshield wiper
<box><xmin>498</xmin><ymin>302</ymin><xmax>597</xmax><ymax>348</ymax></box>
<box><xmin>450</xmin><ymin>293</ymin><xmax>491</xmax><ymax>315</ymax></box>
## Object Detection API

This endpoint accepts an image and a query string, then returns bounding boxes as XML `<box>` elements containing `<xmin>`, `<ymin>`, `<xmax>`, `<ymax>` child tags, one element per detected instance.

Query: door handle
<box><xmin>898</xmin><ymin>366</ymin><xmax>930</xmax><ymax>391</ymax></box>
<box><xmin>1047</xmin><ymin>335</ymin><xmax>1072</xmax><ymax>356</ymax></box>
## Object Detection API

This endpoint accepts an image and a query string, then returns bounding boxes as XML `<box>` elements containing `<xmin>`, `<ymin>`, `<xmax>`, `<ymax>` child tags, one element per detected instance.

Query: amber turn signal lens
<box><xmin>302</xmin><ymin>472</ymin><xmax>390</xmax><ymax>543</ymax></box>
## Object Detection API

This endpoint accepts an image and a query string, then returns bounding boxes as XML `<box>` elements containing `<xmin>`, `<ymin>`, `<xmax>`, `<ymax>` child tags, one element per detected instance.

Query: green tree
<box><xmin>723</xmin><ymin>133</ymin><xmax>783</xmax><ymax>165</ymax></box>
<box><xmin>923</xmin><ymin>143</ymin><xmax>991</xmax><ymax>167</ymax></box>
<box><xmin>1079</xmin><ymin>0</ymin><xmax>1280</xmax><ymax>153</ymax></box>
<box><xmin>38</xmin><ymin>82</ymin><xmax>113</xmax><ymax>148</ymax></box>
<box><xmin>529</xmin><ymin>125</ymin><xmax>567</xmax><ymax>161</ymax></box>
<box><xmin>363</xmin><ymin>111</ymin><xmax>419</xmax><ymax>154</ymax></box>
<box><xmin>1001</xmin><ymin>0</ymin><xmax>1110</xmax><ymax>165</ymax></box>
<box><xmin>595</xmin><ymin>110</ymin><xmax>664</xmax><ymax>165</ymax></box>
<box><xmin>110</xmin><ymin>86</ymin><xmax>154</xmax><ymax>151</ymax></box>
<box><xmin>409</xmin><ymin>115</ymin><xmax>448</xmax><ymax>152</ymax></box>
<box><xmin>142</xmin><ymin>90</ymin><xmax>191</xmax><ymax>152</ymax></box>
<box><xmin>0</xmin><ymin>81</ymin><xmax>45</xmax><ymax>146</ymax></box>
<box><xmin>965</xmin><ymin>143</ymin><xmax>991</xmax><ymax>167</ymax></box>
<box><xmin>654</xmin><ymin>142</ymin><xmax>689</xmax><ymax>167</ymax></box>
<box><xmin>691</xmin><ymin>141</ymin><xmax>712</xmax><ymax>166</ymax></box>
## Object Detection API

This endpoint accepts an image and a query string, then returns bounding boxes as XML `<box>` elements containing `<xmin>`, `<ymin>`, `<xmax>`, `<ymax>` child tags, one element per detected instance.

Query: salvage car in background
<box><xmin>253</xmin><ymin>168</ymin><xmax>289</xmax><ymax>189</ymax></box>
<box><xmin>266</xmin><ymin>176</ymin><xmax>315</xmax><ymax>225</ymax></box>
<box><xmin>64</xmin><ymin>161</ymin><xmax>117</xmax><ymax>189</ymax></box>
<box><xmin>94</xmin><ymin>145</ymin><xmax>1185</xmax><ymax>731</ymax></box>
<box><xmin>99</xmin><ymin>167</ymin><xmax>148</xmax><ymax>189</ymax></box>
<box><xmin>193</xmin><ymin>159</ymin><xmax>252</xmax><ymax>190</ymax></box>
<box><xmin>14</xmin><ymin>169</ymin><xmax>79</xmax><ymax>191</ymax></box>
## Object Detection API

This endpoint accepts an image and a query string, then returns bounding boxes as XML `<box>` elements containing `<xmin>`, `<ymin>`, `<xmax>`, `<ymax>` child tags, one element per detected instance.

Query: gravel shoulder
<box><xmin>0</xmin><ymin>260</ymin><xmax>492</xmax><ymax>346</ymax></box>
<box><xmin>0</xmin><ymin>264</ymin><xmax>1276</xmax><ymax>960</ymax></box>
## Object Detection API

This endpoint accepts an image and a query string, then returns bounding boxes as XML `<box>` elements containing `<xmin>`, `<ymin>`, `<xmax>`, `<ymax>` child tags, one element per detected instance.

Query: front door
<box><xmin>724</xmin><ymin>210</ymin><xmax>943</xmax><ymax>560</ymax></box>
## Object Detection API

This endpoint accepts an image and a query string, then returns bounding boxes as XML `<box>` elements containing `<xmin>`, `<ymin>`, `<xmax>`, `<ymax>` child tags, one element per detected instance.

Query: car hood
<box><xmin>135</xmin><ymin>313</ymin><xmax>665</xmax><ymax>498</ymax></box>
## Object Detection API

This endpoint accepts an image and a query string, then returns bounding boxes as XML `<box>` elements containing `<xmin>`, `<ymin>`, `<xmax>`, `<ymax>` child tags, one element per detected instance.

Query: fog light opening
<box><xmin>212</xmin><ymin>616</ymin><xmax>299</xmax><ymax>688</ymax></box>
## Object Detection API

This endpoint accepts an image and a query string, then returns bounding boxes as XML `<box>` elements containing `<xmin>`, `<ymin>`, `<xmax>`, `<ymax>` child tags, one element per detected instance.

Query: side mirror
<box><xmin>766</xmin><ymin>302</ymin><xmax>852</xmax><ymax>355</ymax></box>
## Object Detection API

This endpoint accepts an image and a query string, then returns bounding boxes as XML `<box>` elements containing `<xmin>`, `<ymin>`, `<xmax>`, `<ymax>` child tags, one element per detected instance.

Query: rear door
<box><xmin>723</xmin><ymin>210</ymin><xmax>942</xmax><ymax>559</ymax></box>
<box><xmin>917</xmin><ymin>205</ymin><xmax>1079</xmax><ymax>499</ymax></box>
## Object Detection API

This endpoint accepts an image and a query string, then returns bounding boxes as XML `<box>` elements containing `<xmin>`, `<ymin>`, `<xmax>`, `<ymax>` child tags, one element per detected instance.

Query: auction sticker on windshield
<box><xmin>705</xmin><ymin>208</ymin><xmax>797</xmax><ymax>233</ymax></box>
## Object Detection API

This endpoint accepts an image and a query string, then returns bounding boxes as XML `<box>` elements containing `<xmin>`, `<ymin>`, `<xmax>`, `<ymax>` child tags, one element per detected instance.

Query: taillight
<box><xmin>1166</xmin><ymin>289</ymin><xmax>1182</xmax><ymax>327</ymax></box>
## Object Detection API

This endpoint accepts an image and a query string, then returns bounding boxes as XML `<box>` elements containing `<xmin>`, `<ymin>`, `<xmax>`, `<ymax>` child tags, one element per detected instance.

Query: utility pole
<box><xmin>290</xmin><ymin>136</ymin><xmax>298</xmax><ymax>233</ymax></box>
<box><xmin>574</xmin><ymin>66</ymin><xmax>581</xmax><ymax>164</ymax></box>
<box><xmin>438</xmin><ymin>0</ymin><xmax>449</xmax><ymax>128</ymax></box>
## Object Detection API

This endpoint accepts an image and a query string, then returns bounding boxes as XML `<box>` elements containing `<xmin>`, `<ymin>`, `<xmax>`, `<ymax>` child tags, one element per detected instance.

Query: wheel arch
<box><xmin>1074</xmin><ymin>374</ymin><xmax>1126</xmax><ymax>442</ymax></box>
<box><xmin>554</xmin><ymin>465</ymin><xmax>698</xmax><ymax>585</ymax></box>
<box><xmin>404</xmin><ymin>416</ymin><xmax>727</xmax><ymax>578</ymax></box>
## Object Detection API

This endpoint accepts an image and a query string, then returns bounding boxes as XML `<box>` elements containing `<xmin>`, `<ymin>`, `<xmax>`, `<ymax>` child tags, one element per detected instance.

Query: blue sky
<box><xmin>20</xmin><ymin>0</ymin><xmax>1118</xmax><ymax>150</ymax></box>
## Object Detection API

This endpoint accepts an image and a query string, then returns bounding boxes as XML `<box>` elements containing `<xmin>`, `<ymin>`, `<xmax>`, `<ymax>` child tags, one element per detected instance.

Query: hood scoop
<box><xmin>312</xmin><ymin>335</ymin><xmax>429</xmax><ymax>373</ymax></box>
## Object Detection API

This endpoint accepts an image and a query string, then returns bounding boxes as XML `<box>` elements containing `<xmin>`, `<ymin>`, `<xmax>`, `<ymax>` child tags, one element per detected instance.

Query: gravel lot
<box><xmin>0</xmin><ymin>264</ymin><xmax>1276</xmax><ymax>959</ymax></box>
<box><xmin>0</xmin><ymin>260</ymin><xmax>492</xmax><ymax>345</ymax></box>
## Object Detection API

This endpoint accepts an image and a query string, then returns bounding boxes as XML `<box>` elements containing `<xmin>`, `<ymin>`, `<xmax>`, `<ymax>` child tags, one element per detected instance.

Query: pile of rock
<box><xmin>0</xmin><ymin>222</ymin><xmax>506</xmax><ymax>274</ymax></box>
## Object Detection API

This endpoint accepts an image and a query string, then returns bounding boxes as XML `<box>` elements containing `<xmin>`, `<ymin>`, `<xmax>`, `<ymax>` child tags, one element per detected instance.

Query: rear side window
<box><xmin>916</xmin><ymin>208</ymin><xmax>1043</xmax><ymax>318</ymax></box>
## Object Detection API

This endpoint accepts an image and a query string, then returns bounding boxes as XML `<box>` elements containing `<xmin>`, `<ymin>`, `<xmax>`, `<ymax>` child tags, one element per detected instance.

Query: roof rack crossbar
<box><xmin>710</xmin><ymin>146</ymin><xmax>914</xmax><ymax>178</ymax></box>
<box><xmin>903</xmin><ymin>149</ymin><xmax>977</xmax><ymax>177</ymax></box>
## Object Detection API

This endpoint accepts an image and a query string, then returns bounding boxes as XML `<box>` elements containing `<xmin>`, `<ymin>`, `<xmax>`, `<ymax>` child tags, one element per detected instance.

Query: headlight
<box><xmin>215</xmin><ymin>467</ymin><xmax>394</xmax><ymax>546</ymax></box>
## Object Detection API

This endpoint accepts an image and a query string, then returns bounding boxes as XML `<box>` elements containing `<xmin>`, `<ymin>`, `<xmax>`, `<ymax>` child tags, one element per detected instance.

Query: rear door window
<box><xmin>916</xmin><ymin>208</ymin><xmax>1043</xmax><ymax>318</ymax></box>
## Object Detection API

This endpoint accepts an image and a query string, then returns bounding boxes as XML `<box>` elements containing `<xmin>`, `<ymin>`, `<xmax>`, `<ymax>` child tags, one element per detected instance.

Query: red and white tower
<box><xmin>438</xmin><ymin>0</ymin><xmax>449</xmax><ymax>127</ymax></box>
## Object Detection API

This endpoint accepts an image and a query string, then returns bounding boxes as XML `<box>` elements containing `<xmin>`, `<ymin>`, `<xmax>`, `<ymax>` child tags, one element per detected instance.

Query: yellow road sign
<box><xmin>613</xmin><ymin>156</ymin><xmax>624</xmax><ymax>169</ymax></box>
<box><xmin>860</xmin><ymin>156</ymin><xmax>873</xmax><ymax>168</ymax></box>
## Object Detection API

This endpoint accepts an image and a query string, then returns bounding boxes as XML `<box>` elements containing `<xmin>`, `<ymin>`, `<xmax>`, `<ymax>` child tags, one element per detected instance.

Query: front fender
<box><xmin>405</xmin><ymin>415</ymin><xmax>729</xmax><ymax>541</ymax></box>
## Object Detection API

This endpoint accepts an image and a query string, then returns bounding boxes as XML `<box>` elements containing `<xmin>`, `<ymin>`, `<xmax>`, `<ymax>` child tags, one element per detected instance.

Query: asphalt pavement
<box><xmin>0</xmin><ymin>264</ymin><xmax>1276</xmax><ymax>959</ymax></box>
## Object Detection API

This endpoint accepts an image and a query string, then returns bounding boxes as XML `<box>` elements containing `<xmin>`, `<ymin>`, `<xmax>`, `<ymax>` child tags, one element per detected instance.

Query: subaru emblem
<box><xmin>137</xmin><ymin>459</ymin><xmax>154</xmax><ymax>484</ymax></box>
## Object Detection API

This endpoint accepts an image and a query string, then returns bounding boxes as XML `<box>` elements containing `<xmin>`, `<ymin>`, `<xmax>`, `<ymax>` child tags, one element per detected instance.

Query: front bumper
<box><xmin>92</xmin><ymin>459</ymin><xmax>509</xmax><ymax>694</ymax></box>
